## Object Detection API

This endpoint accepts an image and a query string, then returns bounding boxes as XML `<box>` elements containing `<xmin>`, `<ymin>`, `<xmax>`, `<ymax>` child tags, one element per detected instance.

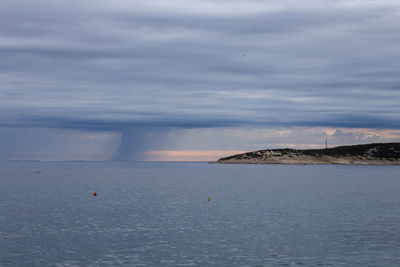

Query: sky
<box><xmin>1</xmin><ymin>0</ymin><xmax>400</xmax><ymax>161</ymax></box>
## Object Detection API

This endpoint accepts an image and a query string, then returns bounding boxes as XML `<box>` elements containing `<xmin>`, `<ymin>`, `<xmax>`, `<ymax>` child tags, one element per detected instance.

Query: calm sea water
<box><xmin>1</xmin><ymin>162</ymin><xmax>400</xmax><ymax>266</ymax></box>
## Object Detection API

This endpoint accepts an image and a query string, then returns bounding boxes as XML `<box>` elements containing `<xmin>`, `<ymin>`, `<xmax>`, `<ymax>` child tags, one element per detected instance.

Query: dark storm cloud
<box><xmin>1</xmin><ymin>0</ymin><xmax>400</xmax><ymax>160</ymax></box>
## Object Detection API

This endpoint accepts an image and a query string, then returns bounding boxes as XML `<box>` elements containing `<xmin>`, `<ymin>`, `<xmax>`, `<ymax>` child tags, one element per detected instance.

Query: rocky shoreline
<box><xmin>214</xmin><ymin>143</ymin><xmax>400</xmax><ymax>165</ymax></box>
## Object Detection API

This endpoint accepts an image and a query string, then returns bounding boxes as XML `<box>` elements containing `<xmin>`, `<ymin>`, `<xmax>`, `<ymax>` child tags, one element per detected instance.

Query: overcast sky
<box><xmin>1</xmin><ymin>0</ymin><xmax>400</xmax><ymax>161</ymax></box>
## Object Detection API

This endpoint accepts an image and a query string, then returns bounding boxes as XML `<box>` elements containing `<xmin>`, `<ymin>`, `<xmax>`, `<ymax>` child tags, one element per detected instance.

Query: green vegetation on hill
<box><xmin>302</xmin><ymin>143</ymin><xmax>400</xmax><ymax>159</ymax></box>
<box><xmin>219</xmin><ymin>143</ymin><xmax>400</xmax><ymax>161</ymax></box>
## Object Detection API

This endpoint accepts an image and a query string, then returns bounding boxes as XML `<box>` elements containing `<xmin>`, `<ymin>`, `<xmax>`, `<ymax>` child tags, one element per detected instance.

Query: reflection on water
<box><xmin>1</xmin><ymin>162</ymin><xmax>400</xmax><ymax>266</ymax></box>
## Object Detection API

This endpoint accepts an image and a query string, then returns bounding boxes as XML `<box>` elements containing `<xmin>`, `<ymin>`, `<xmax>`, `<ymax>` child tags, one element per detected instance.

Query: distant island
<box><xmin>215</xmin><ymin>143</ymin><xmax>400</xmax><ymax>165</ymax></box>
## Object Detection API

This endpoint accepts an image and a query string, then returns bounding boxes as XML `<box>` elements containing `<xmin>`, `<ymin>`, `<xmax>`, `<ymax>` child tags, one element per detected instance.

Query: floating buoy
<box><xmin>93</xmin><ymin>192</ymin><xmax>97</xmax><ymax>196</ymax></box>
<box><xmin>208</xmin><ymin>197</ymin><xmax>211</xmax><ymax>202</ymax></box>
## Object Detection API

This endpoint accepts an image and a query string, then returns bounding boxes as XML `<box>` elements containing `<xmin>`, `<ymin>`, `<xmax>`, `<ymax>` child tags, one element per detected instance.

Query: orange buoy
<box><xmin>93</xmin><ymin>192</ymin><xmax>97</xmax><ymax>196</ymax></box>
<box><xmin>208</xmin><ymin>197</ymin><xmax>211</xmax><ymax>202</ymax></box>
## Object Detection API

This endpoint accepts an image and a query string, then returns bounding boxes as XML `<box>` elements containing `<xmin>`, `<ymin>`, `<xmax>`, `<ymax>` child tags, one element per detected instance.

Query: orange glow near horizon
<box><xmin>144</xmin><ymin>127</ymin><xmax>400</xmax><ymax>161</ymax></box>
<box><xmin>145</xmin><ymin>150</ymin><xmax>246</xmax><ymax>161</ymax></box>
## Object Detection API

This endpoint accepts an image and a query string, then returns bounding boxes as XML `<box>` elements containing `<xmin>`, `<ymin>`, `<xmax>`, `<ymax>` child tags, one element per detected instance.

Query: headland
<box><xmin>215</xmin><ymin>143</ymin><xmax>400</xmax><ymax>165</ymax></box>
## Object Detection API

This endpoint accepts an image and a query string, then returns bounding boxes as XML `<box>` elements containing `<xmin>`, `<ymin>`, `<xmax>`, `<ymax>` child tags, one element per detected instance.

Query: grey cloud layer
<box><xmin>1</xmin><ymin>0</ymin><xmax>400</xmax><ymax>130</ymax></box>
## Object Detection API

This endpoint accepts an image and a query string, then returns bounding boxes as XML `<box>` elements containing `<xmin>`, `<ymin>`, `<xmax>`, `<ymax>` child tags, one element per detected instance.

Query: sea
<box><xmin>1</xmin><ymin>161</ymin><xmax>400</xmax><ymax>266</ymax></box>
